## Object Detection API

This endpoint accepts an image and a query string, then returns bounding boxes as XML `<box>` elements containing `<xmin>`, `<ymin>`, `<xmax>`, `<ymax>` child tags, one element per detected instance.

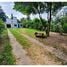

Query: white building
<box><xmin>6</xmin><ymin>16</ymin><xmax>22</xmax><ymax>28</ymax></box>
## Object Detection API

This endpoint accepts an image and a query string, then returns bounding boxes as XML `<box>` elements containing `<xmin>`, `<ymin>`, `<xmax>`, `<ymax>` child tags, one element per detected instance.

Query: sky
<box><xmin>0</xmin><ymin>2</ymin><xmax>27</xmax><ymax>20</ymax></box>
<box><xmin>0</xmin><ymin>2</ymin><xmax>47</xmax><ymax>20</ymax></box>
<box><xmin>0</xmin><ymin>2</ymin><xmax>67</xmax><ymax>21</ymax></box>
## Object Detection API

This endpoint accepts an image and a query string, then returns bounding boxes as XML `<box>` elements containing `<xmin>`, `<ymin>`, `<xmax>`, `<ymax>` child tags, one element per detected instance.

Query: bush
<box><xmin>0</xmin><ymin>19</ymin><xmax>5</xmax><ymax>34</ymax></box>
<box><xmin>51</xmin><ymin>21</ymin><xmax>60</xmax><ymax>32</ymax></box>
<box><xmin>63</xmin><ymin>23</ymin><xmax>67</xmax><ymax>33</ymax></box>
<box><xmin>21</xmin><ymin>18</ymin><xmax>47</xmax><ymax>31</ymax></box>
<box><xmin>0</xmin><ymin>29</ymin><xmax>15</xmax><ymax>64</ymax></box>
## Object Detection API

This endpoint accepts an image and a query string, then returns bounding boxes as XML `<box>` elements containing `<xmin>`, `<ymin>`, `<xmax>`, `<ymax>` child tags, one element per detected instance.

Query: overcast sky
<box><xmin>0</xmin><ymin>2</ymin><xmax>27</xmax><ymax>20</ymax></box>
<box><xmin>0</xmin><ymin>2</ymin><xmax>66</xmax><ymax>21</ymax></box>
<box><xmin>0</xmin><ymin>2</ymin><xmax>47</xmax><ymax>20</ymax></box>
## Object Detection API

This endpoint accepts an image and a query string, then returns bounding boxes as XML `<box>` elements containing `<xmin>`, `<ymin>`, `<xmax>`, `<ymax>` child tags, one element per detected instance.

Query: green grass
<box><xmin>10</xmin><ymin>28</ymin><xmax>31</xmax><ymax>49</ymax></box>
<box><xmin>0</xmin><ymin>29</ymin><xmax>15</xmax><ymax>65</ymax></box>
<box><xmin>19</xmin><ymin>28</ymin><xmax>46</xmax><ymax>38</ymax></box>
<box><xmin>10</xmin><ymin>28</ymin><xmax>45</xmax><ymax>48</ymax></box>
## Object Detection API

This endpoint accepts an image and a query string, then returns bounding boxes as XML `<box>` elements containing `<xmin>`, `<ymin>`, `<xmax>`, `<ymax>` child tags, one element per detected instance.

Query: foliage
<box><xmin>0</xmin><ymin>29</ymin><xmax>15</xmax><ymax>64</ymax></box>
<box><xmin>14</xmin><ymin>2</ymin><xmax>45</xmax><ymax>15</ymax></box>
<box><xmin>14</xmin><ymin>2</ymin><xmax>66</xmax><ymax>36</ymax></box>
<box><xmin>51</xmin><ymin>15</ymin><xmax>67</xmax><ymax>33</ymax></box>
<box><xmin>51</xmin><ymin>21</ymin><xmax>56</xmax><ymax>32</ymax></box>
<box><xmin>21</xmin><ymin>18</ymin><xmax>32</xmax><ymax>28</ymax></box>
<box><xmin>14</xmin><ymin>2</ymin><xmax>67</xmax><ymax>36</ymax></box>
<box><xmin>10</xmin><ymin>29</ymin><xmax>31</xmax><ymax>49</ymax></box>
<box><xmin>0</xmin><ymin>19</ymin><xmax>5</xmax><ymax>35</ymax></box>
<box><xmin>63</xmin><ymin>23</ymin><xmax>67</xmax><ymax>33</ymax></box>
<box><xmin>31</xmin><ymin>18</ymin><xmax>42</xmax><ymax>30</ymax></box>
<box><xmin>14</xmin><ymin>2</ymin><xmax>65</xmax><ymax>16</ymax></box>
<box><xmin>21</xmin><ymin>18</ymin><xmax>47</xmax><ymax>30</ymax></box>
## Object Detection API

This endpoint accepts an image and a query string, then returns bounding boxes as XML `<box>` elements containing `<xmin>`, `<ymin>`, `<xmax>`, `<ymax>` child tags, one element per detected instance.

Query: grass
<box><xmin>0</xmin><ymin>29</ymin><xmax>15</xmax><ymax>65</ymax></box>
<box><xmin>19</xmin><ymin>28</ymin><xmax>46</xmax><ymax>38</ymax></box>
<box><xmin>10</xmin><ymin>28</ymin><xmax>31</xmax><ymax>49</ymax></box>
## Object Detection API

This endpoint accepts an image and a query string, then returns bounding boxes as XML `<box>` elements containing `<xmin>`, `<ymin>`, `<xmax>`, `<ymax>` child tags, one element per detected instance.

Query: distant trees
<box><xmin>0</xmin><ymin>19</ymin><xmax>5</xmax><ymax>38</ymax></box>
<box><xmin>32</xmin><ymin>18</ymin><xmax>44</xmax><ymax>30</ymax></box>
<box><xmin>0</xmin><ymin>6</ymin><xmax>6</xmax><ymax>22</ymax></box>
<box><xmin>0</xmin><ymin>6</ymin><xmax>6</xmax><ymax>38</ymax></box>
<box><xmin>57</xmin><ymin>16</ymin><xmax>67</xmax><ymax>33</ymax></box>
<box><xmin>21</xmin><ymin>18</ymin><xmax>47</xmax><ymax>30</ymax></box>
<box><xmin>51</xmin><ymin>15</ymin><xmax>67</xmax><ymax>34</ymax></box>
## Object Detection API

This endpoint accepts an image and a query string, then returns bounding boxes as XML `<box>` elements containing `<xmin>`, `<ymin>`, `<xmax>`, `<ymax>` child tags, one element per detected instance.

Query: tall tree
<box><xmin>42</xmin><ymin>2</ymin><xmax>66</xmax><ymax>36</ymax></box>
<box><xmin>14</xmin><ymin>2</ymin><xmax>49</xmax><ymax>36</ymax></box>
<box><xmin>14</xmin><ymin>2</ymin><xmax>66</xmax><ymax>37</ymax></box>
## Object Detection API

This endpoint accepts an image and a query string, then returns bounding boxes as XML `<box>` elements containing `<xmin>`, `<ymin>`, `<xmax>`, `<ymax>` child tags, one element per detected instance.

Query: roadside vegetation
<box><xmin>0</xmin><ymin>19</ymin><xmax>15</xmax><ymax>65</ymax></box>
<box><xmin>10</xmin><ymin>28</ymin><xmax>31</xmax><ymax>49</ymax></box>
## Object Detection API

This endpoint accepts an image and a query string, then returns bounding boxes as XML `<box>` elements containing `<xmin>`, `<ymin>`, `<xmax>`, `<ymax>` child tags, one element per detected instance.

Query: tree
<box><xmin>0</xmin><ymin>6</ymin><xmax>6</xmax><ymax>22</ymax></box>
<box><xmin>42</xmin><ymin>2</ymin><xmax>67</xmax><ymax>36</ymax></box>
<box><xmin>57</xmin><ymin>16</ymin><xmax>67</xmax><ymax>33</ymax></box>
<box><xmin>14</xmin><ymin>2</ymin><xmax>49</xmax><ymax>36</ymax></box>
<box><xmin>14</xmin><ymin>2</ymin><xmax>66</xmax><ymax>37</ymax></box>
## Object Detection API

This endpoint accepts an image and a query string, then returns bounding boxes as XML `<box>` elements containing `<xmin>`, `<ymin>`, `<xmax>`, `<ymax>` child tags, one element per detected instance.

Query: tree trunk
<box><xmin>39</xmin><ymin>14</ymin><xmax>48</xmax><ymax>37</ymax></box>
<box><xmin>47</xmin><ymin>2</ymin><xmax>52</xmax><ymax>37</ymax></box>
<box><xmin>36</xmin><ymin>7</ymin><xmax>49</xmax><ymax>37</ymax></box>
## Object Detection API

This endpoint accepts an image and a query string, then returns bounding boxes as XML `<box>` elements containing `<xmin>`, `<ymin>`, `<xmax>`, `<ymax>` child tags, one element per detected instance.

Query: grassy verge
<box><xmin>0</xmin><ymin>29</ymin><xmax>15</xmax><ymax>65</ymax></box>
<box><xmin>19</xmin><ymin>28</ymin><xmax>45</xmax><ymax>38</ymax></box>
<box><xmin>10</xmin><ymin>28</ymin><xmax>31</xmax><ymax>49</ymax></box>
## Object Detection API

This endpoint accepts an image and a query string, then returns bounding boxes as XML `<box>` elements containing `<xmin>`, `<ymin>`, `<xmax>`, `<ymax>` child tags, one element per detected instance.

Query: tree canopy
<box><xmin>14</xmin><ymin>2</ymin><xmax>67</xmax><ymax>36</ymax></box>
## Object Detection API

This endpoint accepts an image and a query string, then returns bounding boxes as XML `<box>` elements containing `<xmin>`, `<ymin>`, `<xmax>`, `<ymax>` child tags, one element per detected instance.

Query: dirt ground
<box><xmin>9</xmin><ymin>29</ymin><xmax>67</xmax><ymax>65</ymax></box>
<box><xmin>21</xmin><ymin>32</ymin><xmax>67</xmax><ymax>64</ymax></box>
<box><xmin>37</xmin><ymin>32</ymin><xmax>67</xmax><ymax>54</ymax></box>
<box><xmin>38</xmin><ymin>32</ymin><xmax>67</xmax><ymax>46</ymax></box>
<box><xmin>37</xmin><ymin>32</ymin><xmax>67</xmax><ymax>64</ymax></box>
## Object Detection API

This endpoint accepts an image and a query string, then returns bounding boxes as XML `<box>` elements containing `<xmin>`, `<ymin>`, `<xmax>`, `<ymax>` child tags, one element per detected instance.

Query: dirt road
<box><xmin>8</xmin><ymin>29</ymin><xmax>34</xmax><ymax>65</ymax></box>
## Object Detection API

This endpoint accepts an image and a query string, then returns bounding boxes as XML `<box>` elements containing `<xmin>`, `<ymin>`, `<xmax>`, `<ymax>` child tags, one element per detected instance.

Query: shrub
<box><xmin>63</xmin><ymin>23</ymin><xmax>67</xmax><ymax>33</ymax></box>
<box><xmin>0</xmin><ymin>19</ymin><xmax>5</xmax><ymax>34</ymax></box>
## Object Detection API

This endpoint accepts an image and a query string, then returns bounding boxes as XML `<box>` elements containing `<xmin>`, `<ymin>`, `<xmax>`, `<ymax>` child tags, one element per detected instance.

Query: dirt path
<box><xmin>21</xmin><ymin>33</ymin><xmax>67</xmax><ymax>64</ymax></box>
<box><xmin>7</xmin><ymin>29</ymin><xmax>34</xmax><ymax>65</ymax></box>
